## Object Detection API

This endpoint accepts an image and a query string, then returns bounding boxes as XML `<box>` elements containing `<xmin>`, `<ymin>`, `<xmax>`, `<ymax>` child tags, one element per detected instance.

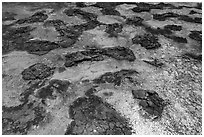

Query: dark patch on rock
<box><xmin>75</xmin><ymin>2</ymin><xmax>87</xmax><ymax>7</ymax></box>
<box><xmin>188</xmin><ymin>31</ymin><xmax>202</xmax><ymax>42</ymax></box>
<box><xmin>153</xmin><ymin>12</ymin><xmax>179</xmax><ymax>21</ymax></box>
<box><xmin>64</xmin><ymin>49</ymin><xmax>104</xmax><ymax>67</ymax></box>
<box><xmin>64</xmin><ymin>47</ymin><xmax>135</xmax><ymax>67</ymax></box>
<box><xmin>132</xmin><ymin>89</ymin><xmax>166</xmax><ymax>119</ymax></box>
<box><xmin>182</xmin><ymin>53</ymin><xmax>202</xmax><ymax>62</ymax></box>
<box><xmin>105</xmin><ymin>23</ymin><xmax>123</xmax><ymax>37</ymax></box>
<box><xmin>131</xmin><ymin>2</ymin><xmax>177</xmax><ymax>13</ymax></box>
<box><xmin>85</xmin><ymin>88</ymin><xmax>97</xmax><ymax>97</ymax></box>
<box><xmin>189</xmin><ymin>10</ymin><xmax>200</xmax><ymax>14</ymax></box>
<box><xmin>101</xmin><ymin>8</ymin><xmax>121</xmax><ymax>16</ymax></box>
<box><xmin>132</xmin><ymin>3</ymin><xmax>151</xmax><ymax>13</ymax></box>
<box><xmin>93</xmin><ymin>69</ymin><xmax>138</xmax><ymax>86</ymax></box>
<box><xmin>36</xmin><ymin>79</ymin><xmax>71</xmax><ymax>101</ymax></box>
<box><xmin>65</xmin><ymin>95</ymin><xmax>132</xmax><ymax>135</ymax></box>
<box><xmin>143</xmin><ymin>59</ymin><xmax>164</xmax><ymax>68</ymax></box>
<box><xmin>24</xmin><ymin>40</ymin><xmax>60</xmax><ymax>55</ymax></box>
<box><xmin>125</xmin><ymin>16</ymin><xmax>144</xmax><ymax>26</ymax></box>
<box><xmin>3</xmin><ymin>12</ymin><xmax>17</xmax><ymax>21</ymax></box>
<box><xmin>2</xmin><ymin>26</ymin><xmax>36</xmax><ymax>54</ymax></box>
<box><xmin>21</xmin><ymin>63</ymin><xmax>55</xmax><ymax>80</ymax></box>
<box><xmin>195</xmin><ymin>3</ymin><xmax>202</xmax><ymax>9</ymax></box>
<box><xmin>20</xmin><ymin>80</ymin><xmax>46</xmax><ymax>102</ymax></box>
<box><xmin>58</xmin><ymin>67</ymin><xmax>66</xmax><ymax>73</ymax></box>
<box><xmin>103</xmin><ymin>92</ymin><xmax>113</xmax><ymax>96</ymax></box>
<box><xmin>167</xmin><ymin>35</ymin><xmax>188</xmax><ymax>43</ymax></box>
<box><xmin>132</xmin><ymin>33</ymin><xmax>161</xmax><ymax>49</ymax></box>
<box><xmin>2</xmin><ymin>102</ymin><xmax>47</xmax><ymax>135</ymax></box>
<box><xmin>153</xmin><ymin>12</ymin><xmax>202</xmax><ymax>24</ymax></box>
<box><xmin>15</xmin><ymin>10</ymin><xmax>48</xmax><ymax>24</ymax></box>
<box><xmin>163</xmin><ymin>25</ymin><xmax>182</xmax><ymax>31</ymax></box>
<box><xmin>64</xmin><ymin>8</ymin><xmax>98</xmax><ymax>21</ymax></box>
<box><xmin>102</xmin><ymin>46</ymin><xmax>136</xmax><ymax>61</ymax></box>
<box><xmin>178</xmin><ymin>15</ymin><xmax>202</xmax><ymax>24</ymax></box>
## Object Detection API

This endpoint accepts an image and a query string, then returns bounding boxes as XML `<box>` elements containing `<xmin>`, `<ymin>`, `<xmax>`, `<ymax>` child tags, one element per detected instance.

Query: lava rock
<box><xmin>132</xmin><ymin>89</ymin><xmax>166</xmax><ymax>119</ymax></box>
<box><xmin>101</xmin><ymin>8</ymin><xmax>121</xmax><ymax>16</ymax></box>
<box><xmin>189</xmin><ymin>10</ymin><xmax>200</xmax><ymax>14</ymax></box>
<box><xmin>105</xmin><ymin>23</ymin><xmax>123</xmax><ymax>37</ymax></box>
<box><xmin>143</xmin><ymin>59</ymin><xmax>164</xmax><ymax>68</ymax></box>
<box><xmin>178</xmin><ymin>15</ymin><xmax>202</xmax><ymax>24</ymax></box>
<box><xmin>153</xmin><ymin>12</ymin><xmax>179</xmax><ymax>21</ymax></box>
<box><xmin>167</xmin><ymin>35</ymin><xmax>188</xmax><ymax>43</ymax></box>
<box><xmin>64</xmin><ymin>50</ymin><xmax>104</xmax><ymax>67</ymax></box>
<box><xmin>188</xmin><ymin>31</ymin><xmax>202</xmax><ymax>42</ymax></box>
<box><xmin>66</xmin><ymin>95</ymin><xmax>132</xmax><ymax>135</ymax></box>
<box><xmin>182</xmin><ymin>53</ymin><xmax>202</xmax><ymax>62</ymax></box>
<box><xmin>85</xmin><ymin>88</ymin><xmax>97</xmax><ymax>97</ymax></box>
<box><xmin>102</xmin><ymin>46</ymin><xmax>136</xmax><ymax>61</ymax></box>
<box><xmin>163</xmin><ymin>25</ymin><xmax>182</xmax><ymax>31</ymax></box>
<box><xmin>132</xmin><ymin>33</ymin><xmax>161</xmax><ymax>49</ymax></box>
<box><xmin>3</xmin><ymin>12</ymin><xmax>17</xmax><ymax>21</ymax></box>
<box><xmin>125</xmin><ymin>16</ymin><xmax>144</xmax><ymax>26</ymax></box>
<box><xmin>2</xmin><ymin>102</ymin><xmax>47</xmax><ymax>135</ymax></box>
<box><xmin>16</xmin><ymin>10</ymin><xmax>48</xmax><ymax>24</ymax></box>
<box><xmin>37</xmin><ymin>79</ymin><xmax>71</xmax><ymax>101</ymax></box>
<box><xmin>24</xmin><ymin>40</ymin><xmax>60</xmax><ymax>55</ymax></box>
<box><xmin>64</xmin><ymin>47</ymin><xmax>136</xmax><ymax>67</ymax></box>
<box><xmin>21</xmin><ymin>63</ymin><xmax>55</xmax><ymax>80</ymax></box>
<box><xmin>93</xmin><ymin>69</ymin><xmax>138</xmax><ymax>86</ymax></box>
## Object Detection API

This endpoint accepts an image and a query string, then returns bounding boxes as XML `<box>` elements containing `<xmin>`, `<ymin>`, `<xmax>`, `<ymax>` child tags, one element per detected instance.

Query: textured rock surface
<box><xmin>2</xmin><ymin>2</ymin><xmax>202</xmax><ymax>135</ymax></box>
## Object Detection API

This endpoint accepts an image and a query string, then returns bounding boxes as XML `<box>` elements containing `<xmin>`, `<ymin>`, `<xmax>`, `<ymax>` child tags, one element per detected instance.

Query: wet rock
<box><xmin>125</xmin><ymin>16</ymin><xmax>144</xmax><ymax>26</ymax></box>
<box><xmin>85</xmin><ymin>88</ymin><xmax>97</xmax><ymax>97</ymax></box>
<box><xmin>101</xmin><ymin>8</ymin><xmax>121</xmax><ymax>16</ymax></box>
<box><xmin>132</xmin><ymin>33</ymin><xmax>161</xmax><ymax>49</ymax></box>
<box><xmin>153</xmin><ymin>12</ymin><xmax>202</xmax><ymax>24</ymax></box>
<box><xmin>188</xmin><ymin>31</ymin><xmax>202</xmax><ymax>42</ymax></box>
<box><xmin>167</xmin><ymin>35</ymin><xmax>188</xmax><ymax>43</ymax></box>
<box><xmin>64</xmin><ymin>49</ymin><xmax>104</xmax><ymax>67</ymax></box>
<box><xmin>143</xmin><ymin>58</ymin><xmax>164</xmax><ymax>68</ymax></box>
<box><xmin>24</xmin><ymin>40</ymin><xmax>60</xmax><ymax>55</ymax></box>
<box><xmin>132</xmin><ymin>89</ymin><xmax>166</xmax><ymax>119</ymax></box>
<box><xmin>93</xmin><ymin>69</ymin><xmax>138</xmax><ymax>86</ymax></box>
<box><xmin>182</xmin><ymin>53</ymin><xmax>202</xmax><ymax>62</ymax></box>
<box><xmin>132</xmin><ymin>3</ymin><xmax>151</xmax><ymax>13</ymax></box>
<box><xmin>20</xmin><ymin>80</ymin><xmax>46</xmax><ymax>102</ymax></box>
<box><xmin>153</xmin><ymin>12</ymin><xmax>179</xmax><ymax>21</ymax></box>
<box><xmin>102</xmin><ymin>46</ymin><xmax>136</xmax><ymax>61</ymax></box>
<box><xmin>16</xmin><ymin>10</ymin><xmax>48</xmax><ymax>24</ymax></box>
<box><xmin>163</xmin><ymin>25</ymin><xmax>182</xmax><ymax>31</ymax></box>
<box><xmin>105</xmin><ymin>23</ymin><xmax>123</xmax><ymax>37</ymax></box>
<box><xmin>66</xmin><ymin>95</ymin><xmax>132</xmax><ymax>135</ymax></box>
<box><xmin>189</xmin><ymin>10</ymin><xmax>200</xmax><ymax>14</ymax></box>
<box><xmin>64</xmin><ymin>47</ymin><xmax>135</xmax><ymax>67</ymax></box>
<box><xmin>2</xmin><ymin>102</ymin><xmax>47</xmax><ymax>135</ymax></box>
<box><xmin>2</xmin><ymin>26</ymin><xmax>35</xmax><ymax>54</ymax></box>
<box><xmin>75</xmin><ymin>2</ymin><xmax>87</xmax><ymax>7</ymax></box>
<box><xmin>36</xmin><ymin>79</ymin><xmax>71</xmax><ymax>101</ymax></box>
<box><xmin>3</xmin><ymin>12</ymin><xmax>17</xmax><ymax>21</ymax></box>
<box><xmin>21</xmin><ymin>63</ymin><xmax>55</xmax><ymax>80</ymax></box>
<box><xmin>178</xmin><ymin>15</ymin><xmax>202</xmax><ymax>24</ymax></box>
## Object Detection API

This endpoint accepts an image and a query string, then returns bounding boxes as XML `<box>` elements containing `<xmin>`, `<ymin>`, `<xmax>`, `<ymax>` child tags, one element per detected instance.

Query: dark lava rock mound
<box><xmin>132</xmin><ymin>89</ymin><xmax>166</xmax><ymax>119</ymax></box>
<box><xmin>21</xmin><ymin>63</ymin><xmax>55</xmax><ymax>80</ymax></box>
<box><xmin>132</xmin><ymin>33</ymin><xmax>161</xmax><ymax>49</ymax></box>
<box><xmin>65</xmin><ymin>95</ymin><xmax>132</xmax><ymax>135</ymax></box>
